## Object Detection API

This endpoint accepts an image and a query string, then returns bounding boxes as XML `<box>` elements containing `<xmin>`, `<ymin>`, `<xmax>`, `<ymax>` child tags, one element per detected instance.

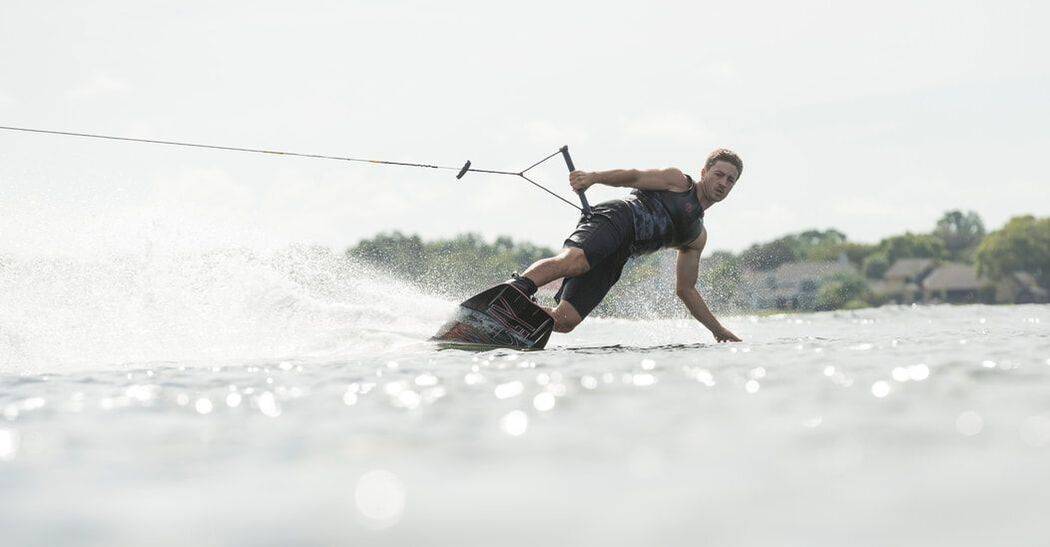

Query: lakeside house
<box><xmin>921</xmin><ymin>262</ymin><xmax>996</xmax><ymax>304</ymax></box>
<box><xmin>871</xmin><ymin>258</ymin><xmax>936</xmax><ymax>304</ymax></box>
<box><xmin>995</xmin><ymin>271</ymin><xmax>1049</xmax><ymax>304</ymax></box>
<box><xmin>747</xmin><ymin>256</ymin><xmax>1046</xmax><ymax>311</ymax></box>
<box><xmin>876</xmin><ymin>260</ymin><xmax>1047</xmax><ymax>305</ymax></box>
<box><xmin>748</xmin><ymin>258</ymin><xmax>857</xmax><ymax>310</ymax></box>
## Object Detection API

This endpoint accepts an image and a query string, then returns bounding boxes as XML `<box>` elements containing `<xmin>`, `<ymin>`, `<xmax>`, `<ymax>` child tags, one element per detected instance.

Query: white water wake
<box><xmin>0</xmin><ymin>245</ymin><xmax>454</xmax><ymax>374</ymax></box>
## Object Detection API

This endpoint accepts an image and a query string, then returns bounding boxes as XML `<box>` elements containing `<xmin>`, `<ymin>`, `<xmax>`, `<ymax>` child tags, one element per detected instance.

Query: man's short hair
<box><xmin>705</xmin><ymin>148</ymin><xmax>743</xmax><ymax>178</ymax></box>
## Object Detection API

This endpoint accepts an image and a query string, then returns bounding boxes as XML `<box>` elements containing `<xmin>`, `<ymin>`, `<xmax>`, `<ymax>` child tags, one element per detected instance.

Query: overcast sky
<box><xmin>2</xmin><ymin>0</ymin><xmax>1048</xmax><ymax>257</ymax></box>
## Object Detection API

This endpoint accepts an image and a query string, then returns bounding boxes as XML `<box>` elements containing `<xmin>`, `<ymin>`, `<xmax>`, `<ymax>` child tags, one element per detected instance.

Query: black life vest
<box><xmin>624</xmin><ymin>174</ymin><xmax>705</xmax><ymax>255</ymax></box>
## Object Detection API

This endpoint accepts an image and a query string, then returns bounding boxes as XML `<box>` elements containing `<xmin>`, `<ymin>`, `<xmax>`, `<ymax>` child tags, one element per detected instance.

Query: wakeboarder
<box><xmin>506</xmin><ymin>148</ymin><xmax>743</xmax><ymax>342</ymax></box>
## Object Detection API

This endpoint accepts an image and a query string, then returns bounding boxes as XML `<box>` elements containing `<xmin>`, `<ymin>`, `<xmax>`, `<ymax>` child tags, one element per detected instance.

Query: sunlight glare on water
<box><xmin>1</xmin><ymin>249</ymin><xmax>1049</xmax><ymax>546</ymax></box>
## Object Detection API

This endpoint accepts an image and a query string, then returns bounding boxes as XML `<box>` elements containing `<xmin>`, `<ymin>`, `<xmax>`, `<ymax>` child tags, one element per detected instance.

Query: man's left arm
<box><xmin>675</xmin><ymin>230</ymin><xmax>741</xmax><ymax>343</ymax></box>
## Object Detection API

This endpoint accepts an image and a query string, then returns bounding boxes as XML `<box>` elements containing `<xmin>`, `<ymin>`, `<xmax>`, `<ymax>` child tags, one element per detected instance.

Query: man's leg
<box><xmin>546</xmin><ymin>299</ymin><xmax>583</xmax><ymax>333</ymax></box>
<box><xmin>548</xmin><ymin>244</ymin><xmax>631</xmax><ymax>332</ymax></box>
<box><xmin>510</xmin><ymin>247</ymin><xmax>591</xmax><ymax>294</ymax></box>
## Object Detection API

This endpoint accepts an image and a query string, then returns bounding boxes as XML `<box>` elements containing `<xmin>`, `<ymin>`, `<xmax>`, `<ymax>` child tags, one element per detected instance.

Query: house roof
<box><xmin>884</xmin><ymin>258</ymin><xmax>935</xmax><ymax>280</ymax></box>
<box><xmin>1011</xmin><ymin>271</ymin><xmax>1049</xmax><ymax>296</ymax></box>
<box><xmin>870</xmin><ymin>279</ymin><xmax>920</xmax><ymax>295</ymax></box>
<box><xmin>922</xmin><ymin>263</ymin><xmax>990</xmax><ymax>291</ymax></box>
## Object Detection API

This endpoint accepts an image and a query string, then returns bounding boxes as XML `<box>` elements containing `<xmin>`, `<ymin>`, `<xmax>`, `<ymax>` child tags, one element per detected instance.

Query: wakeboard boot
<box><xmin>504</xmin><ymin>272</ymin><xmax>539</xmax><ymax>302</ymax></box>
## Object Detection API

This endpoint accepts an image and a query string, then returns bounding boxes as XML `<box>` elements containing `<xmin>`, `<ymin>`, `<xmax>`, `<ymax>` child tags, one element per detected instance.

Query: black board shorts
<box><xmin>554</xmin><ymin>200</ymin><xmax>636</xmax><ymax>318</ymax></box>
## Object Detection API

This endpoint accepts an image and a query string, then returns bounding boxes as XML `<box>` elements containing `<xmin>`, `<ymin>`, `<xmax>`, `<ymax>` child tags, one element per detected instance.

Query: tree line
<box><xmin>347</xmin><ymin>211</ymin><xmax>1049</xmax><ymax>315</ymax></box>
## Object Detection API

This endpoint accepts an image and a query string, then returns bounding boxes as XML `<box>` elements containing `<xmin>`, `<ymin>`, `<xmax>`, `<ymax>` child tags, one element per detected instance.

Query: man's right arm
<box><xmin>570</xmin><ymin>168</ymin><xmax>688</xmax><ymax>192</ymax></box>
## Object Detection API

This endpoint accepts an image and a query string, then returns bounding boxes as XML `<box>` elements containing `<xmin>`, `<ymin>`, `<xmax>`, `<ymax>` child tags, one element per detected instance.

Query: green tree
<box><xmin>976</xmin><ymin>215</ymin><xmax>1050</xmax><ymax>288</ymax></box>
<box><xmin>422</xmin><ymin>233</ymin><xmax>554</xmax><ymax>295</ymax></box>
<box><xmin>933</xmin><ymin>210</ymin><xmax>985</xmax><ymax>261</ymax></box>
<box><xmin>740</xmin><ymin>236</ymin><xmax>801</xmax><ymax>271</ymax></box>
<box><xmin>815</xmin><ymin>272</ymin><xmax>872</xmax><ymax>310</ymax></box>
<box><xmin>347</xmin><ymin>231</ymin><xmax>426</xmax><ymax>281</ymax></box>
<box><xmin>797</xmin><ymin>229</ymin><xmax>847</xmax><ymax>249</ymax></box>
<box><xmin>881</xmin><ymin>232</ymin><xmax>946</xmax><ymax>261</ymax></box>
<box><xmin>862</xmin><ymin>232</ymin><xmax>946</xmax><ymax>278</ymax></box>
<box><xmin>740</xmin><ymin>229</ymin><xmax>851</xmax><ymax>270</ymax></box>
<box><xmin>697</xmin><ymin>251</ymin><xmax>744</xmax><ymax>311</ymax></box>
<box><xmin>807</xmin><ymin>241</ymin><xmax>876</xmax><ymax>266</ymax></box>
<box><xmin>862</xmin><ymin>252</ymin><xmax>892</xmax><ymax>279</ymax></box>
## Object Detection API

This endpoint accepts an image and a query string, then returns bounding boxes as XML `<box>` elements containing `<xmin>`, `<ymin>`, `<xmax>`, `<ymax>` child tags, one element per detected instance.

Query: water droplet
<box><xmin>745</xmin><ymin>380</ymin><xmax>760</xmax><ymax>394</ymax></box>
<box><xmin>20</xmin><ymin>398</ymin><xmax>46</xmax><ymax>411</ymax></box>
<box><xmin>0</xmin><ymin>429</ymin><xmax>19</xmax><ymax>461</ymax></box>
<box><xmin>414</xmin><ymin>374</ymin><xmax>438</xmax><ymax>387</ymax></box>
<box><xmin>195</xmin><ymin>398</ymin><xmax>213</xmax><ymax>415</ymax></box>
<box><xmin>908</xmin><ymin>364</ymin><xmax>930</xmax><ymax>381</ymax></box>
<box><xmin>494</xmin><ymin>381</ymin><xmax>524</xmax><ymax>399</ymax></box>
<box><xmin>981</xmin><ymin>360</ymin><xmax>997</xmax><ymax>369</ymax></box>
<box><xmin>892</xmin><ymin>367</ymin><xmax>910</xmax><ymax>382</ymax></box>
<box><xmin>871</xmin><ymin>381</ymin><xmax>890</xmax><ymax>398</ymax></box>
<box><xmin>533</xmin><ymin>392</ymin><xmax>556</xmax><ymax>412</ymax></box>
<box><xmin>396</xmin><ymin>390</ymin><xmax>421</xmax><ymax>409</ymax></box>
<box><xmin>580</xmin><ymin>376</ymin><xmax>598</xmax><ymax>390</ymax></box>
<box><xmin>257</xmin><ymin>392</ymin><xmax>281</xmax><ymax>417</ymax></box>
<box><xmin>500</xmin><ymin>410</ymin><xmax>528</xmax><ymax>436</ymax></box>
<box><xmin>632</xmin><ymin>374</ymin><xmax>656</xmax><ymax>387</ymax></box>
<box><xmin>641</xmin><ymin>359</ymin><xmax>656</xmax><ymax>371</ymax></box>
<box><xmin>226</xmin><ymin>392</ymin><xmax>242</xmax><ymax>408</ymax></box>
<box><xmin>355</xmin><ymin>470</ymin><xmax>406</xmax><ymax>528</ymax></box>
<box><xmin>423</xmin><ymin>386</ymin><xmax>447</xmax><ymax>403</ymax></box>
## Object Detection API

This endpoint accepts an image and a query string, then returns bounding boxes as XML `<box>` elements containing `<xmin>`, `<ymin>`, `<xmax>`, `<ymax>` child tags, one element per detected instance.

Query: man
<box><xmin>506</xmin><ymin>148</ymin><xmax>743</xmax><ymax>342</ymax></box>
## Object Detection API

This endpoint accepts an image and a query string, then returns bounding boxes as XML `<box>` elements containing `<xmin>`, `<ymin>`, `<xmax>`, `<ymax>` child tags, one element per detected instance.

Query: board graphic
<box><xmin>432</xmin><ymin>284</ymin><xmax>555</xmax><ymax>350</ymax></box>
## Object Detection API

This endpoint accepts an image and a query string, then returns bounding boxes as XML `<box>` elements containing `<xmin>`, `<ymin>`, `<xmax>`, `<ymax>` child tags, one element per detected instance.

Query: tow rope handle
<box><xmin>559</xmin><ymin>146</ymin><xmax>591</xmax><ymax>217</ymax></box>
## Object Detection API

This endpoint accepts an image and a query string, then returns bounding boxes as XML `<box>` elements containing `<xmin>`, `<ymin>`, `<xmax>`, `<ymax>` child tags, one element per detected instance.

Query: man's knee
<box><xmin>550</xmin><ymin>302</ymin><xmax>583</xmax><ymax>333</ymax></box>
<box><xmin>561</xmin><ymin>247</ymin><xmax>590</xmax><ymax>277</ymax></box>
<box><xmin>553</xmin><ymin>317</ymin><xmax>581</xmax><ymax>333</ymax></box>
<box><xmin>554</xmin><ymin>314</ymin><xmax>579</xmax><ymax>331</ymax></box>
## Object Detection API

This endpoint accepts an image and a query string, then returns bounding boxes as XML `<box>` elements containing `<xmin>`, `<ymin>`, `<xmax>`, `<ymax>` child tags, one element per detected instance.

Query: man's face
<box><xmin>699</xmin><ymin>160</ymin><xmax>740</xmax><ymax>203</ymax></box>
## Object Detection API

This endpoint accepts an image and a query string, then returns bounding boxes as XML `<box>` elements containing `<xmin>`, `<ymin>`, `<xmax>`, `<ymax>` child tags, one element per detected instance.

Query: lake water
<box><xmin>2</xmin><ymin>250</ymin><xmax>1049</xmax><ymax>546</ymax></box>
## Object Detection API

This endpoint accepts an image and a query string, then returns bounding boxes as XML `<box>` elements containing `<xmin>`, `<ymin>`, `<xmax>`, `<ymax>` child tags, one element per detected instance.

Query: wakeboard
<box><xmin>432</xmin><ymin>283</ymin><xmax>555</xmax><ymax>350</ymax></box>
